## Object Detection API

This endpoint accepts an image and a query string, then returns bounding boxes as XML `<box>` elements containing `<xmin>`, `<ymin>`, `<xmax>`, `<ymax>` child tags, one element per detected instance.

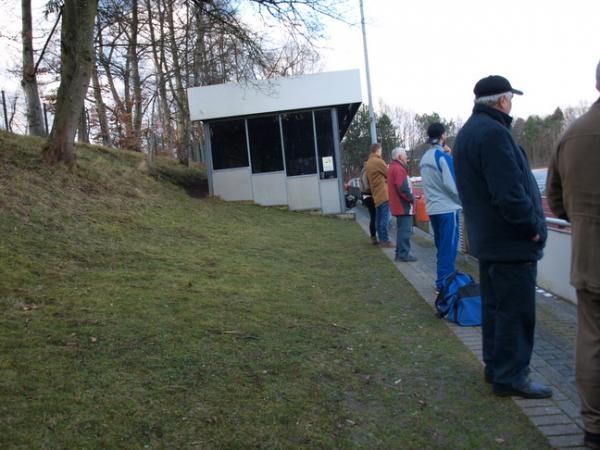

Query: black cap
<box><xmin>474</xmin><ymin>75</ymin><xmax>523</xmax><ymax>98</ymax></box>
<box><xmin>427</xmin><ymin>122</ymin><xmax>445</xmax><ymax>139</ymax></box>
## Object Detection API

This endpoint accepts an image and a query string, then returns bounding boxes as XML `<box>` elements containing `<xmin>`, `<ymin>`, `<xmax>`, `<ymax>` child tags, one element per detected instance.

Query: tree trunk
<box><xmin>164</xmin><ymin>0</ymin><xmax>190</xmax><ymax>165</ymax></box>
<box><xmin>130</xmin><ymin>0</ymin><xmax>143</xmax><ymax>151</ymax></box>
<box><xmin>77</xmin><ymin>105</ymin><xmax>89</xmax><ymax>143</ymax></box>
<box><xmin>42</xmin><ymin>0</ymin><xmax>98</xmax><ymax>165</ymax></box>
<box><xmin>91</xmin><ymin>62</ymin><xmax>111</xmax><ymax>146</ymax></box>
<box><xmin>146</xmin><ymin>0</ymin><xmax>172</xmax><ymax>147</ymax></box>
<box><xmin>21</xmin><ymin>0</ymin><xmax>46</xmax><ymax>136</ymax></box>
<box><xmin>96</xmin><ymin>23</ymin><xmax>127</xmax><ymax>146</ymax></box>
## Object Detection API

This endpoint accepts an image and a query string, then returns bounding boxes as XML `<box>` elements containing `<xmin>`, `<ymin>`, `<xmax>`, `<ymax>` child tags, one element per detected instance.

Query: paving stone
<box><xmin>547</xmin><ymin>433</ymin><xmax>585</xmax><ymax>448</ymax></box>
<box><xmin>538</xmin><ymin>423</ymin><xmax>583</xmax><ymax>436</ymax></box>
<box><xmin>537</xmin><ymin>367</ymin><xmax>564</xmax><ymax>383</ymax></box>
<box><xmin>556</xmin><ymin>400</ymin><xmax>581</xmax><ymax>418</ymax></box>
<box><xmin>523</xmin><ymin>406</ymin><xmax>563</xmax><ymax>416</ymax></box>
<box><xmin>515</xmin><ymin>398</ymin><xmax>557</xmax><ymax>408</ymax></box>
<box><xmin>551</xmin><ymin>390</ymin><xmax>569</xmax><ymax>401</ymax></box>
<box><xmin>531</xmin><ymin>359</ymin><xmax>551</xmax><ymax>369</ymax></box>
<box><xmin>530</xmin><ymin>414</ymin><xmax>575</xmax><ymax>426</ymax></box>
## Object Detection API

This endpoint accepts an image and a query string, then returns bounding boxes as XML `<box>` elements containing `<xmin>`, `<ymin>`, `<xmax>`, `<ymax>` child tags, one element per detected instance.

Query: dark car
<box><xmin>343</xmin><ymin>177</ymin><xmax>361</xmax><ymax>209</ymax></box>
<box><xmin>347</xmin><ymin>177</ymin><xmax>362</xmax><ymax>199</ymax></box>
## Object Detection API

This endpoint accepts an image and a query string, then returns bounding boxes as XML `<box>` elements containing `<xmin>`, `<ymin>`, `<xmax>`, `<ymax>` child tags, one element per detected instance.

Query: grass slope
<box><xmin>0</xmin><ymin>132</ymin><xmax>550</xmax><ymax>449</ymax></box>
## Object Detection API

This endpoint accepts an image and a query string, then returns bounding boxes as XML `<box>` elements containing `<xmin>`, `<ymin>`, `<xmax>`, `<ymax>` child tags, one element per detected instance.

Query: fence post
<box><xmin>1</xmin><ymin>90</ymin><xmax>8</xmax><ymax>131</ymax></box>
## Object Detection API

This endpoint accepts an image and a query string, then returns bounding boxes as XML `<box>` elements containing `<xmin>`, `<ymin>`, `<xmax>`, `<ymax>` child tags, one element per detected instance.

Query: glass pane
<box><xmin>247</xmin><ymin>115</ymin><xmax>284</xmax><ymax>174</ymax></box>
<box><xmin>210</xmin><ymin>119</ymin><xmax>248</xmax><ymax>170</ymax></box>
<box><xmin>314</xmin><ymin>109</ymin><xmax>337</xmax><ymax>179</ymax></box>
<box><xmin>282</xmin><ymin>112</ymin><xmax>317</xmax><ymax>176</ymax></box>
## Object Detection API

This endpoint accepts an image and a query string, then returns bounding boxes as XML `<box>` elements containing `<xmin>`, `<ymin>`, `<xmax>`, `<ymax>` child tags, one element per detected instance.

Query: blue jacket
<box><xmin>453</xmin><ymin>103</ymin><xmax>547</xmax><ymax>262</ymax></box>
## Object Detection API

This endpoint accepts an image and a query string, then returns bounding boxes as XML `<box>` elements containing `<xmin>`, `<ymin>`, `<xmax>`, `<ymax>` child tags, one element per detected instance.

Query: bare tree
<box><xmin>95</xmin><ymin>0</ymin><xmax>146</xmax><ymax>151</ymax></box>
<box><xmin>563</xmin><ymin>101</ymin><xmax>591</xmax><ymax>128</ymax></box>
<box><xmin>33</xmin><ymin>0</ymin><xmax>340</xmax><ymax>161</ymax></box>
<box><xmin>21</xmin><ymin>0</ymin><xmax>46</xmax><ymax>136</ymax></box>
<box><xmin>90</xmin><ymin>60</ymin><xmax>112</xmax><ymax>146</ymax></box>
<box><xmin>42</xmin><ymin>0</ymin><xmax>98</xmax><ymax>165</ymax></box>
<box><xmin>129</xmin><ymin>0</ymin><xmax>143</xmax><ymax>151</ymax></box>
<box><xmin>379</xmin><ymin>103</ymin><xmax>421</xmax><ymax>151</ymax></box>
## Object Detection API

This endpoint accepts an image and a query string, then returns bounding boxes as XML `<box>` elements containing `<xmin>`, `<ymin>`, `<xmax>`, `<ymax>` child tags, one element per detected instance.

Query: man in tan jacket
<box><xmin>366</xmin><ymin>143</ymin><xmax>394</xmax><ymax>248</ymax></box>
<box><xmin>547</xmin><ymin>59</ymin><xmax>600</xmax><ymax>449</ymax></box>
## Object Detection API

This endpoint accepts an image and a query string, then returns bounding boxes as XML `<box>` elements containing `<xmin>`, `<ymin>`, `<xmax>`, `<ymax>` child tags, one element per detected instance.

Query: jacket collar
<box><xmin>391</xmin><ymin>159</ymin><xmax>407</xmax><ymax>169</ymax></box>
<box><xmin>473</xmin><ymin>103</ymin><xmax>513</xmax><ymax>128</ymax></box>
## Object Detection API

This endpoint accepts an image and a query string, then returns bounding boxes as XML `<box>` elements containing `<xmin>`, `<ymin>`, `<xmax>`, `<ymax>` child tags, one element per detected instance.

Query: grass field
<box><xmin>0</xmin><ymin>132</ymin><xmax>550</xmax><ymax>449</ymax></box>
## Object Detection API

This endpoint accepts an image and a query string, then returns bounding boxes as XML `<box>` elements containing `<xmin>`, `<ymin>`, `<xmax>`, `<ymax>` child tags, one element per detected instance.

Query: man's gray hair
<box><xmin>596</xmin><ymin>59</ymin><xmax>600</xmax><ymax>83</ymax></box>
<box><xmin>474</xmin><ymin>91</ymin><xmax>512</xmax><ymax>106</ymax></box>
<box><xmin>391</xmin><ymin>147</ymin><xmax>407</xmax><ymax>160</ymax></box>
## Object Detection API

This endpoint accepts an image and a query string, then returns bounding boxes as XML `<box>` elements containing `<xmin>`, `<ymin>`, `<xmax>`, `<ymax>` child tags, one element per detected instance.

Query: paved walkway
<box><xmin>354</xmin><ymin>206</ymin><xmax>586</xmax><ymax>449</ymax></box>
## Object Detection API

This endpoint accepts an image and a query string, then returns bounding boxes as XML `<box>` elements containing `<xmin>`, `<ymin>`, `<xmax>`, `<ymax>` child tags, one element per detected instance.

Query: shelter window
<box><xmin>247</xmin><ymin>115</ymin><xmax>284</xmax><ymax>174</ymax></box>
<box><xmin>210</xmin><ymin>119</ymin><xmax>249</xmax><ymax>170</ymax></box>
<box><xmin>282</xmin><ymin>112</ymin><xmax>317</xmax><ymax>176</ymax></box>
<box><xmin>314</xmin><ymin>109</ymin><xmax>337</xmax><ymax>179</ymax></box>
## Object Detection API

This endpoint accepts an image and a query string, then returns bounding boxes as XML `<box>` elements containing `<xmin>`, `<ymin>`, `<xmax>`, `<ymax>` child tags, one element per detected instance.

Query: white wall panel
<box><xmin>213</xmin><ymin>168</ymin><xmax>253</xmax><ymax>201</ymax></box>
<box><xmin>319</xmin><ymin>179</ymin><xmax>342</xmax><ymax>214</ymax></box>
<box><xmin>252</xmin><ymin>172</ymin><xmax>287</xmax><ymax>206</ymax></box>
<box><xmin>287</xmin><ymin>176</ymin><xmax>320</xmax><ymax>211</ymax></box>
<box><xmin>537</xmin><ymin>228</ymin><xmax>577</xmax><ymax>303</ymax></box>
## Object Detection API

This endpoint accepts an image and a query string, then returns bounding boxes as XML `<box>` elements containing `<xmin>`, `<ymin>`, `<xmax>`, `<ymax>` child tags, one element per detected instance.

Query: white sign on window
<box><xmin>322</xmin><ymin>156</ymin><xmax>334</xmax><ymax>172</ymax></box>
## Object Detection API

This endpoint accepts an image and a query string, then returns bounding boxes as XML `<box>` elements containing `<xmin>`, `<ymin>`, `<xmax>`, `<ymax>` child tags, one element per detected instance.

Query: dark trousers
<box><xmin>375</xmin><ymin>201</ymin><xmax>391</xmax><ymax>243</ymax></box>
<box><xmin>395</xmin><ymin>215</ymin><xmax>413</xmax><ymax>259</ymax></box>
<box><xmin>363</xmin><ymin>195</ymin><xmax>377</xmax><ymax>237</ymax></box>
<box><xmin>479</xmin><ymin>259</ymin><xmax>537</xmax><ymax>387</ymax></box>
<box><xmin>430</xmin><ymin>211</ymin><xmax>460</xmax><ymax>290</ymax></box>
<box><xmin>576</xmin><ymin>288</ymin><xmax>600</xmax><ymax>433</ymax></box>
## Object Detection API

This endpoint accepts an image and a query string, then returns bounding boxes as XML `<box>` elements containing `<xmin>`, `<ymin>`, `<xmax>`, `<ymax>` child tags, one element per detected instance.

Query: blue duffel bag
<box><xmin>435</xmin><ymin>271</ymin><xmax>481</xmax><ymax>326</ymax></box>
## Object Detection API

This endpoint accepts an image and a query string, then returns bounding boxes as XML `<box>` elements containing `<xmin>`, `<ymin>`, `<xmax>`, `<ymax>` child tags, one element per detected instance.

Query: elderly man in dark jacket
<box><xmin>547</xmin><ymin>60</ymin><xmax>600</xmax><ymax>449</ymax></box>
<box><xmin>453</xmin><ymin>75</ymin><xmax>551</xmax><ymax>399</ymax></box>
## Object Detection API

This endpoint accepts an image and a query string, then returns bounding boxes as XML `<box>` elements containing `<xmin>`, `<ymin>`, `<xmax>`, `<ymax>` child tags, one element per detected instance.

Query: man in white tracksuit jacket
<box><xmin>419</xmin><ymin>123</ymin><xmax>462</xmax><ymax>292</ymax></box>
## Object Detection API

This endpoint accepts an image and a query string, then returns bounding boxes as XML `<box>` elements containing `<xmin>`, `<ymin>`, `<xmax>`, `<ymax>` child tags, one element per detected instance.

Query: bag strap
<box><xmin>434</xmin><ymin>271</ymin><xmax>460</xmax><ymax>318</ymax></box>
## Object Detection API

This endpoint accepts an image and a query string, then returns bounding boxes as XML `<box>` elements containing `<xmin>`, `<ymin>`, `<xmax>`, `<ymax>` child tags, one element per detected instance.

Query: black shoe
<box><xmin>395</xmin><ymin>255</ymin><xmax>417</xmax><ymax>262</ymax></box>
<box><xmin>484</xmin><ymin>372</ymin><xmax>493</xmax><ymax>384</ymax></box>
<box><xmin>493</xmin><ymin>381</ymin><xmax>553</xmax><ymax>399</ymax></box>
<box><xmin>585</xmin><ymin>431</ymin><xmax>600</xmax><ymax>449</ymax></box>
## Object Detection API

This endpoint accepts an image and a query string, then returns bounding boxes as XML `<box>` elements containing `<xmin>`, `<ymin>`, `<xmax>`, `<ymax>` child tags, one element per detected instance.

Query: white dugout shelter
<box><xmin>187</xmin><ymin>70</ymin><xmax>362</xmax><ymax>214</ymax></box>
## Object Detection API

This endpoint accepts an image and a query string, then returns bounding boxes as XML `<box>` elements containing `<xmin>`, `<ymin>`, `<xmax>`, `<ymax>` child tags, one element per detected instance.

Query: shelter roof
<box><xmin>187</xmin><ymin>69</ymin><xmax>362</xmax><ymax>122</ymax></box>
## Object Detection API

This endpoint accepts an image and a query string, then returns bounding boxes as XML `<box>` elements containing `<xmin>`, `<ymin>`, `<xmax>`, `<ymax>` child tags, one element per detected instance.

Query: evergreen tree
<box><xmin>377</xmin><ymin>113</ymin><xmax>400</xmax><ymax>161</ymax></box>
<box><xmin>414</xmin><ymin>112</ymin><xmax>456</xmax><ymax>142</ymax></box>
<box><xmin>341</xmin><ymin>106</ymin><xmax>371</xmax><ymax>178</ymax></box>
<box><xmin>512</xmin><ymin>108</ymin><xmax>565</xmax><ymax>168</ymax></box>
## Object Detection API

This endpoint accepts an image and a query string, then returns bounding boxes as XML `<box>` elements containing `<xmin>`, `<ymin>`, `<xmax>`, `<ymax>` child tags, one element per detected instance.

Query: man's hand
<box><xmin>532</xmin><ymin>234</ymin><xmax>540</xmax><ymax>242</ymax></box>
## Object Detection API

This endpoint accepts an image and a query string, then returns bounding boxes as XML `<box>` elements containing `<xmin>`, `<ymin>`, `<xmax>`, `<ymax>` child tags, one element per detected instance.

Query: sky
<box><xmin>2</xmin><ymin>0</ymin><xmax>599</xmax><ymax>123</ymax></box>
<box><xmin>316</xmin><ymin>0</ymin><xmax>600</xmax><ymax>121</ymax></box>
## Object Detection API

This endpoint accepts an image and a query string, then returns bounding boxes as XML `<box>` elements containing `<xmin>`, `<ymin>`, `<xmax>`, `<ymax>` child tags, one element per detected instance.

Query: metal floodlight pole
<box><xmin>359</xmin><ymin>0</ymin><xmax>377</xmax><ymax>144</ymax></box>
